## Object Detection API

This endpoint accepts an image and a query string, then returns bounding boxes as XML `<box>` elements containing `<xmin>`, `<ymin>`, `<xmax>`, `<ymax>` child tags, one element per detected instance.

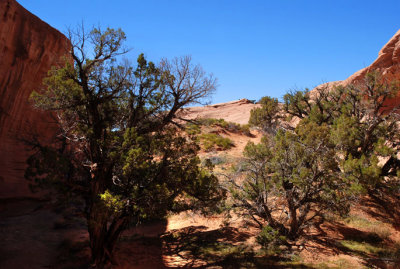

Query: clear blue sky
<box><xmin>18</xmin><ymin>0</ymin><xmax>400</xmax><ymax>104</ymax></box>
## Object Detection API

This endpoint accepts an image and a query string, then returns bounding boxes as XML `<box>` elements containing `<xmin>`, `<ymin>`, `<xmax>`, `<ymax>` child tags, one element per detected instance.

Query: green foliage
<box><xmin>232</xmin><ymin>72</ymin><xmax>400</xmax><ymax>243</ymax></box>
<box><xmin>344</xmin><ymin>215</ymin><xmax>391</xmax><ymax>240</ymax></box>
<box><xmin>185</xmin><ymin>122</ymin><xmax>201</xmax><ymax>135</ymax></box>
<box><xmin>100</xmin><ymin>190</ymin><xmax>124</xmax><ymax>213</ymax></box>
<box><xmin>231</xmin><ymin>121</ymin><xmax>353</xmax><ymax>240</ymax></box>
<box><xmin>197</xmin><ymin>118</ymin><xmax>251</xmax><ymax>136</ymax></box>
<box><xmin>199</xmin><ymin>118</ymin><xmax>230</xmax><ymax>128</ymax></box>
<box><xmin>25</xmin><ymin>26</ymin><xmax>222</xmax><ymax>266</ymax></box>
<box><xmin>284</xmin><ymin>72</ymin><xmax>400</xmax><ymax>190</ymax></box>
<box><xmin>256</xmin><ymin>225</ymin><xmax>287</xmax><ymax>250</ymax></box>
<box><xmin>200</xmin><ymin>133</ymin><xmax>234</xmax><ymax>151</ymax></box>
<box><xmin>249</xmin><ymin>96</ymin><xmax>281</xmax><ymax>133</ymax></box>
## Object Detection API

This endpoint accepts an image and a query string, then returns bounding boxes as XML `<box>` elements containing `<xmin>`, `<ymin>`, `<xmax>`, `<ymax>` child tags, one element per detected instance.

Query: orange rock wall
<box><xmin>0</xmin><ymin>0</ymin><xmax>68</xmax><ymax>198</ymax></box>
<box><xmin>343</xmin><ymin>30</ymin><xmax>400</xmax><ymax>108</ymax></box>
<box><xmin>342</xmin><ymin>29</ymin><xmax>400</xmax><ymax>85</ymax></box>
<box><xmin>316</xmin><ymin>29</ymin><xmax>400</xmax><ymax>109</ymax></box>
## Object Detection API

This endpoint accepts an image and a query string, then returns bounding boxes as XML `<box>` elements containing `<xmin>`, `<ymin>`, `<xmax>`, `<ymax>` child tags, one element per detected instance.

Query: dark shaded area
<box><xmin>0</xmin><ymin>198</ymin><xmax>64</xmax><ymax>269</ymax></box>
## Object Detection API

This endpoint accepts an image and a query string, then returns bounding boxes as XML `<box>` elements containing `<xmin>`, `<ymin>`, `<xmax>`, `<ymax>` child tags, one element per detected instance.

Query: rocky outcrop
<box><xmin>0</xmin><ymin>0</ymin><xmax>69</xmax><ymax>198</ymax></box>
<box><xmin>316</xmin><ymin>29</ymin><xmax>400</xmax><ymax>107</ymax></box>
<box><xmin>180</xmin><ymin>99</ymin><xmax>260</xmax><ymax>125</ymax></box>
<box><xmin>342</xmin><ymin>29</ymin><xmax>400</xmax><ymax>85</ymax></box>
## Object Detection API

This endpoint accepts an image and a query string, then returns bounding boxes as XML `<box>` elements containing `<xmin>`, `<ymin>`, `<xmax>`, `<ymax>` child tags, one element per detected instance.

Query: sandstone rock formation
<box><xmin>0</xmin><ymin>0</ymin><xmax>68</xmax><ymax>198</ymax></box>
<box><xmin>316</xmin><ymin>29</ymin><xmax>400</xmax><ymax>107</ymax></box>
<box><xmin>180</xmin><ymin>99</ymin><xmax>260</xmax><ymax>125</ymax></box>
<box><xmin>343</xmin><ymin>29</ymin><xmax>400</xmax><ymax>85</ymax></box>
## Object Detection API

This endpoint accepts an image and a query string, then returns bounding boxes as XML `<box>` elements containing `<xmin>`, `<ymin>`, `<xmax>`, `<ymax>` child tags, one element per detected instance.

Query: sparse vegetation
<box><xmin>338</xmin><ymin>238</ymin><xmax>400</xmax><ymax>263</ymax></box>
<box><xmin>344</xmin><ymin>215</ymin><xmax>391</xmax><ymax>240</ymax></box>
<box><xmin>197</xmin><ymin>118</ymin><xmax>252</xmax><ymax>136</ymax></box>
<box><xmin>200</xmin><ymin>133</ymin><xmax>234</xmax><ymax>151</ymax></box>
<box><xmin>185</xmin><ymin>122</ymin><xmax>202</xmax><ymax>135</ymax></box>
<box><xmin>340</xmin><ymin>240</ymin><xmax>386</xmax><ymax>256</ymax></box>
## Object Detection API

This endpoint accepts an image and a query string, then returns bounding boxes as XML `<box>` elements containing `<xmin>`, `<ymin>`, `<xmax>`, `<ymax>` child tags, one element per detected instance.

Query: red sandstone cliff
<box><xmin>0</xmin><ymin>0</ymin><xmax>68</xmax><ymax>198</ymax></box>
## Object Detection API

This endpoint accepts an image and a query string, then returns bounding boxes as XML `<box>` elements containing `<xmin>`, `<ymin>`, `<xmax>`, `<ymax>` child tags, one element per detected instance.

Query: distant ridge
<box><xmin>180</xmin><ymin>99</ymin><xmax>260</xmax><ymax>125</ymax></box>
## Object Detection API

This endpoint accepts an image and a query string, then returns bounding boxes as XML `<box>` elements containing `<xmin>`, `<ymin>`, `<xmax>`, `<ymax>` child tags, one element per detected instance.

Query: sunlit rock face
<box><xmin>343</xmin><ymin>29</ymin><xmax>400</xmax><ymax>85</ymax></box>
<box><xmin>0</xmin><ymin>0</ymin><xmax>69</xmax><ymax>198</ymax></box>
<box><xmin>343</xmin><ymin>29</ymin><xmax>400</xmax><ymax>109</ymax></box>
<box><xmin>315</xmin><ymin>29</ymin><xmax>400</xmax><ymax>108</ymax></box>
<box><xmin>180</xmin><ymin>99</ymin><xmax>260</xmax><ymax>125</ymax></box>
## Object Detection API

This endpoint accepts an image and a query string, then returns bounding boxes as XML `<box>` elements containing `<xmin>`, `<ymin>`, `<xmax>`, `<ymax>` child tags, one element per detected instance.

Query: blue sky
<box><xmin>18</xmin><ymin>0</ymin><xmax>400</xmax><ymax>104</ymax></box>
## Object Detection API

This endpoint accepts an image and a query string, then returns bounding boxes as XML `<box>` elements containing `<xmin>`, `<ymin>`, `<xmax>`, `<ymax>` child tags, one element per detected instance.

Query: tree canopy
<box><xmin>25</xmin><ymin>26</ymin><xmax>223</xmax><ymax>267</ymax></box>
<box><xmin>231</xmin><ymin>73</ymin><xmax>400</xmax><ymax>248</ymax></box>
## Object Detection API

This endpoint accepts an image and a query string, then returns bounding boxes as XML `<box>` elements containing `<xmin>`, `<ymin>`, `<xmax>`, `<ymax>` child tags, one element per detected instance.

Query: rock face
<box><xmin>317</xmin><ymin>29</ymin><xmax>400</xmax><ymax>107</ymax></box>
<box><xmin>342</xmin><ymin>29</ymin><xmax>400</xmax><ymax>85</ymax></box>
<box><xmin>0</xmin><ymin>0</ymin><xmax>68</xmax><ymax>198</ymax></box>
<box><xmin>180</xmin><ymin>99</ymin><xmax>260</xmax><ymax>125</ymax></box>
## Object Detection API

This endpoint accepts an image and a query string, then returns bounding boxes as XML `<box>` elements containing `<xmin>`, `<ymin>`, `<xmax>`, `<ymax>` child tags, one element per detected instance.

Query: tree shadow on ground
<box><xmin>162</xmin><ymin>225</ymin><xmax>312</xmax><ymax>268</ymax></box>
<box><xmin>361</xmin><ymin>190</ymin><xmax>400</xmax><ymax>231</ymax></box>
<box><xmin>112</xmin><ymin>219</ymin><xmax>169</xmax><ymax>268</ymax></box>
<box><xmin>307</xmin><ymin>219</ymin><xmax>400</xmax><ymax>269</ymax></box>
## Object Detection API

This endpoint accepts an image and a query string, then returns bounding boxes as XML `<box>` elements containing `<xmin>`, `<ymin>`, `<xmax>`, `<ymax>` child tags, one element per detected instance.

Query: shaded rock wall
<box><xmin>0</xmin><ymin>0</ymin><xmax>68</xmax><ymax>198</ymax></box>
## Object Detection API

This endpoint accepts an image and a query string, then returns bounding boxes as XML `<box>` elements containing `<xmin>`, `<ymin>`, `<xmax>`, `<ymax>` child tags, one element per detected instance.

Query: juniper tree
<box><xmin>233</xmin><ymin>72</ymin><xmax>400</xmax><ymax>246</ymax></box>
<box><xmin>249</xmin><ymin>96</ymin><xmax>282</xmax><ymax>133</ymax></box>
<box><xmin>231</xmin><ymin>121</ymin><xmax>352</xmax><ymax>243</ymax></box>
<box><xmin>25</xmin><ymin>26</ymin><xmax>223</xmax><ymax>267</ymax></box>
<box><xmin>284</xmin><ymin>73</ymin><xmax>400</xmax><ymax>189</ymax></box>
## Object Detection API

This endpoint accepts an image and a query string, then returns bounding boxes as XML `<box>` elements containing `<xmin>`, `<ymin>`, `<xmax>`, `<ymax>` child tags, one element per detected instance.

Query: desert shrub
<box><xmin>198</xmin><ymin>118</ymin><xmax>252</xmax><ymax>136</ymax></box>
<box><xmin>207</xmin><ymin>155</ymin><xmax>226</xmax><ymax>165</ymax></box>
<box><xmin>185</xmin><ymin>122</ymin><xmax>201</xmax><ymax>135</ymax></box>
<box><xmin>199</xmin><ymin>118</ymin><xmax>229</xmax><ymax>128</ymax></box>
<box><xmin>239</xmin><ymin>124</ymin><xmax>251</xmax><ymax>136</ymax></box>
<box><xmin>231</xmin><ymin>122</ymin><xmax>354</xmax><ymax>240</ymax></box>
<box><xmin>256</xmin><ymin>225</ymin><xmax>287</xmax><ymax>251</ymax></box>
<box><xmin>249</xmin><ymin>96</ymin><xmax>281</xmax><ymax>133</ymax></box>
<box><xmin>200</xmin><ymin>133</ymin><xmax>234</xmax><ymax>151</ymax></box>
